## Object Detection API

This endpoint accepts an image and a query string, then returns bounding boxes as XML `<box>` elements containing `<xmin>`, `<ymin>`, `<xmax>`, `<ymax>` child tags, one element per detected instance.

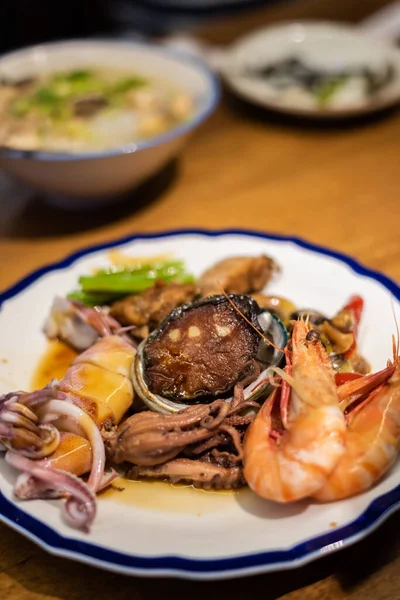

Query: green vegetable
<box><xmin>111</xmin><ymin>76</ymin><xmax>148</xmax><ymax>95</ymax></box>
<box><xmin>63</xmin><ymin>69</ymin><xmax>93</xmax><ymax>83</ymax></box>
<box><xmin>67</xmin><ymin>290</ymin><xmax>122</xmax><ymax>306</ymax></box>
<box><xmin>79</xmin><ymin>270</ymin><xmax>193</xmax><ymax>294</ymax></box>
<box><xmin>9</xmin><ymin>68</ymin><xmax>149</xmax><ymax>122</ymax></box>
<box><xmin>11</xmin><ymin>97</ymin><xmax>32</xmax><ymax>116</ymax></box>
<box><xmin>95</xmin><ymin>259</ymin><xmax>186</xmax><ymax>276</ymax></box>
<box><xmin>69</xmin><ymin>259</ymin><xmax>194</xmax><ymax>305</ymax></box>
<box><xmin>315</xmin><ymin>76</ymin><xmax>348</xmax><ymax>106</ymax></box>
<box><xmin>51</xmin><ymin>71</ymin><xmax>103</xmax><ymax>99</ymax></box>
<box><xmin>34</xmin><ymin>87</ymin><xmax>61</xmax><ymax>103</ymax></box>
<box><xmin>32</xmin><ymin>87</ymin><xmax>63</xmax><ymax>114</ymax></box>
<box><xmin>11</xmin><ymin>85</ymin><xmax>65</xmax><ymax>118</ymax></box>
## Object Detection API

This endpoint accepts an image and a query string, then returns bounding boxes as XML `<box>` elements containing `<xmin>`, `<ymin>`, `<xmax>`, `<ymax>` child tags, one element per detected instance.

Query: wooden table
<box><xmin>0</xmin><ymin>0</ymin><xmax>399</xmax><ymax>598</ymax></box>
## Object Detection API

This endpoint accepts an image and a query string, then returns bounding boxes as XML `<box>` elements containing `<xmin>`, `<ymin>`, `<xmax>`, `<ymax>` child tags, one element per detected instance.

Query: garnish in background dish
<box><xmin>243</xmin><ymin>56</ymin><xmax>396</xmax><ymax>107</ymax></box>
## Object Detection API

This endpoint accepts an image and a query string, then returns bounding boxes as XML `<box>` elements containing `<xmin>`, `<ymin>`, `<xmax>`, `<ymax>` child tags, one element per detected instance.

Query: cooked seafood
<box><xmin>59</xmin><ymin>334</ymin><xmax>135</xmax><ymax>425</ymax></box>
<box><xmin>0</xmin><ymin>335</ymin><xmax>135</xmax><ymax>530</ymax></box>
<box><xmin>290</xmin><ymin>296</ymin><xmax>370</xmax><ymax>375</ymax></box>
<box><xmin>105</xmin><ymin>391</ymin><xmax>258</xmax><ymax>468</ymax></box>
<box><xmin>315</xmin><ymin>355</ymin><xmax>400</xmax><ymax>501</ymax></box>
<box><xmin>36</xmin><ymin>432</ymin><xmax>92</xmax><ymax>476</ymax></box>
<box><xmin>44</xmin><ymin>297</ymin><xmax>133</xmax><ymax>352</ymax></box>
<box><xmin>243</xmin><ymin>320</ymin><xmax>346</xmax><ymax>502</ymax></box>
<box><xmin>2</xmin><ymin>251</ymin><xmax>398</xmax><ymax>534</ymax></box>
<box><xmin>127</xmin><ymin>459</ymin><xmax>245</xmax><ymax>490</ymax></box>
<box><xmin>198</xmin><ymin>255</ymin><xmax>277</xmax><ymax>297</ymax></box>
<box><xmin>132</xmin><ymin>294</ymin><xmax>287</xmax><ymax>413</ymax></box>
<box><xmin>6</xmin><ymin>451</ymin><xmax>97</xmax><ymax>531</ymax></box>
<box><xmin>143</xmin><ymin>295</ymin><xmax>260</xmax><ymax>401</ymax></box>
<box><xmin>251</xmin><ymin>293</ymin><xmax>297</xmax><ymax>326</ymax></box>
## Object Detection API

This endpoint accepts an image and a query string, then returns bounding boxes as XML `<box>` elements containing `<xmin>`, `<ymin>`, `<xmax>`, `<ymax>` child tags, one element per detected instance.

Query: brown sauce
<box><xmin>31</xmin><ymin>340</ymin><xmax>77</xmax><ymax>390</ymax></box>
<box><xmin>100</xmin><ymin>477</ymin><xmax>240</xmax><ymax>514</ymax></box>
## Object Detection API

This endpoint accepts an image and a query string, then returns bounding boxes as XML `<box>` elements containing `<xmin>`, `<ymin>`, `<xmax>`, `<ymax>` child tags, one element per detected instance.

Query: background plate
<box><xmin>222</xmin><ymin>23</ymin><xmax>400</xmax><ymax>119</ymax></box>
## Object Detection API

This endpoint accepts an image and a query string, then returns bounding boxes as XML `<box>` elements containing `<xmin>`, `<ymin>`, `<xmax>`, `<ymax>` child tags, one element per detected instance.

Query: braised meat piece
<box><xmin>143</xmin><ymin>294</ymin><xmax>260</xmax><ymax>401</ymax></box>
<box><xmin>198</xmin><ymin>255</ymin><xmax>277</xmax><ymax>297</ymax></box>
<box><xmin>110</xmin><ymin>281</ymin><xmax>198</xmax><ymax>339</ymax></box>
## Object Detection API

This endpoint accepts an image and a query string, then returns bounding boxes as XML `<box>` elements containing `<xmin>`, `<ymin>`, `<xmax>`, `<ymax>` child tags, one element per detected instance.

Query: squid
<box><xmin>0</xmin><ymin>334</ymin><xmax>136</xmax><ymax>531</ymax></box>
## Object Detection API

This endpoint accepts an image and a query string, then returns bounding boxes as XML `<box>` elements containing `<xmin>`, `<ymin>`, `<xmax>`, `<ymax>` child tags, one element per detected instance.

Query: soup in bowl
<box><xmin>0</xmin><ymin>40</ymin><xmax>219</xmax><ymax>203</ymax></box>
<box><xmin>0</xmin><ymin>67</ymin><xmax>194</xmax><ymax>152</ymax></box>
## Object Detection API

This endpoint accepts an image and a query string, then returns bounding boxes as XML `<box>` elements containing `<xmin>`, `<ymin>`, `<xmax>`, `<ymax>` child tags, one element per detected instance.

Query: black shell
<box><xmin>142</xmin><ymin>294</ymin><xmax>261</xmax><ymax>402</ymax></box>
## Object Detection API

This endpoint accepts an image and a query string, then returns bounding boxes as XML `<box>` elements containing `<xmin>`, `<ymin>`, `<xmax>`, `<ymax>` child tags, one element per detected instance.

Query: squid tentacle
<box><xmin>6</xmin><ymin>452</ymin><xmax>96</xmax><ymax>531</ymax></box>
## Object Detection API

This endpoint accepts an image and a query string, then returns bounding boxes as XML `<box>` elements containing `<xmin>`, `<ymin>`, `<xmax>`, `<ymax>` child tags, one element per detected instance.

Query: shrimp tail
<box><xmin>338</xmin><ymin>363</ymin><xmax>396</xmax><ymax>413</ymax></box>
<box><xmin>315</xmin><ymin>361</ymin><xmax>400</xmax><ymax>502</ymax></box>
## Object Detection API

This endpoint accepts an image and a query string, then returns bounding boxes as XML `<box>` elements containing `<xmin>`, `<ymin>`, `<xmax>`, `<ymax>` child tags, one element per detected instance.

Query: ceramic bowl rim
<box><xmin>0</xmin><ymin>39</ymin><xmax>220</xmax><ymax>162</ymax></box>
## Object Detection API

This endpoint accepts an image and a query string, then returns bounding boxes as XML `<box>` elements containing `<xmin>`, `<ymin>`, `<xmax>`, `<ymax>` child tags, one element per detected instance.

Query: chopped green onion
<box><xmin>63</xmin><ymin>70</ymin><xmax>93</xmax><ymax>83</ymax></box>
<box><xmin>11</xmin><ymin>97</ymin><xmax>32</xmax><ymax>116</ymax></box>
<box><xmin>111</xmin><ymin>76</ymin><xmax>148</xmax><ymax>95</ymax></box>
<box><xmin>8</xmin><ymin>68</ymin><xmax>150</xmax><ymax>123</ymax></box>
<box><xmin>315</xmin><ymin>76</ymin><xmax>348</xmax><ymax>106</ymax></box>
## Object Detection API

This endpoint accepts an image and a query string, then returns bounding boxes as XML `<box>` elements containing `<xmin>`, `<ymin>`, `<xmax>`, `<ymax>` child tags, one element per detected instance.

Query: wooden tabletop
<box><xmin>0</xmin><ymin>0</ymin><xmax>399</xmax><ymax>598</ymax></box>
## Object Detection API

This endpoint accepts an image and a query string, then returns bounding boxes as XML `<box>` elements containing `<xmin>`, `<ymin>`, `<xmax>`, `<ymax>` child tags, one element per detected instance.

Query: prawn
<box><xmin>314</xmin><ymin>341</ymin><xmax>400</xmax><ymax>501</ymax></box>
<box><xmin>243</xmin><ymin>320</ymin><xmax>346</xmax><ymax>502</ymax></box>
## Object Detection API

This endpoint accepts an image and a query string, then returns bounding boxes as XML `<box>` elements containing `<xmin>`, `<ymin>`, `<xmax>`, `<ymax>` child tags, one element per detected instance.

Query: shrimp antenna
<box><xmin>390</xmin><ymin>296</ymin><xmax>399</xmax><ymax>362</ymax></box>
<box><xmin>219</xmin><ymin>287</ymin><xmax>284</xmax><ymax>354</ymax></box>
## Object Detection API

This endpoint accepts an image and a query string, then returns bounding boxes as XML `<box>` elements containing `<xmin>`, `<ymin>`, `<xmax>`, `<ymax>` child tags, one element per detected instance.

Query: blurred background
<box><xmin>0</xmin><ymin>0</ymin><xmax>398</xmax><ymax>231</ymax></box>
<box><xmin>1</xmin><ymin>0</ymin><xmax>277</xmax><ymax>52</ymax></box>
<box><xmin>0</xmin><ymin>0</ymin><xmax>394</xmax><ymax>53</ymax></box>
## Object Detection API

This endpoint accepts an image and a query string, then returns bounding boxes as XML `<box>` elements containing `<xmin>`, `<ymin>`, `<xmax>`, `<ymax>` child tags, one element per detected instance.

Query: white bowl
<box><xmin>221</xmin><ymin>22</ymin><xmax>400</xmax><ymax>118</ymax></box>
<box><xmin>0</xmin><ymin>40</ymin><xmax>219</xmax><ymax>204</ymax></box>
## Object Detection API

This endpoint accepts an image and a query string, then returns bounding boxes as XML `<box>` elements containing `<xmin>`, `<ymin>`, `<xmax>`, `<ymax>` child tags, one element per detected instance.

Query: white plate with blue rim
<box><xmin>220</xmin><ymin>22</ymin><xmax>400</xmax><ymax>119</ymax></box>
<box><xmin>0</xmin><ymin>228</ymin><xmax>399</xmax><ymax>580</ymax></box>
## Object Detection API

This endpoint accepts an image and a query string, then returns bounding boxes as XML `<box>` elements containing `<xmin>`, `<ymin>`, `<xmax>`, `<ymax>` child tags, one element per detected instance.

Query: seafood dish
<box><xmin>1</xmin><ymin>250</ymin><xmax>399</xmax><ymax>534</ymax></box>
<box><xmin>0</xmin><ymin>68</ymin><xmax>193</xmax><ymax>152</ymax></box>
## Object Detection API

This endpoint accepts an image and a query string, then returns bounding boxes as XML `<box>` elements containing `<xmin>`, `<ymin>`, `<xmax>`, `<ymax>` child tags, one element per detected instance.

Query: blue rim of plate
<box><xmin>0</xmin><ymin>228</ymin><xmax>399</xmax><ymax>579</ymax></box>
<box><xmin>0</xmin><ymin>39</ymin><xmax>220</xmax><ymax>162</ymax></box>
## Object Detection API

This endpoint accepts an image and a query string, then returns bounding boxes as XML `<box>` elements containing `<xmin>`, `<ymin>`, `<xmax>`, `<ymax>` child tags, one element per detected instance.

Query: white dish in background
<box><xmin>0</xmin><ymin>228</ymin><xmax>399</xmax><ymax>579</ymax></box>
<box><xmin>221</xmin><ymin>22</ymin><xmax>400</xmax><ymax>118</ymax></box>
<box><xmin>0</xmin><ymin>40</ymin><xmax>219</xmax><ymax>205</ymax></box>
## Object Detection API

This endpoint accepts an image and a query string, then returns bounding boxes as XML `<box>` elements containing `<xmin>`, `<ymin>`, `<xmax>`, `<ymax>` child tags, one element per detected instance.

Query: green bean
<box><xmin>315</xmin><ymin>76</ymin><xmax>348</xmax><ymax>106</ymax></box>
<box><xmin>67</xmin><ymin>290</ymin><xmax>122</xmax><ymax>306</ymax></box>
<box><xmin>79</xmin><ymin>271</ymin><xmax>193</xmax><ymax>293</ymax></box>
<box><xmin>79</xmin><ymin>273</ymin><xmax>157</xmax><ymax>293</ymax></box>
<box><xmin>95</xmin><ymin>260</ymin><xmax>186</xmax><ymax>276</ymax></box>
<box><xmin>69</xmin><ymin>259</ymin><xmax>194</xmax><ymax>305</ymax></box>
